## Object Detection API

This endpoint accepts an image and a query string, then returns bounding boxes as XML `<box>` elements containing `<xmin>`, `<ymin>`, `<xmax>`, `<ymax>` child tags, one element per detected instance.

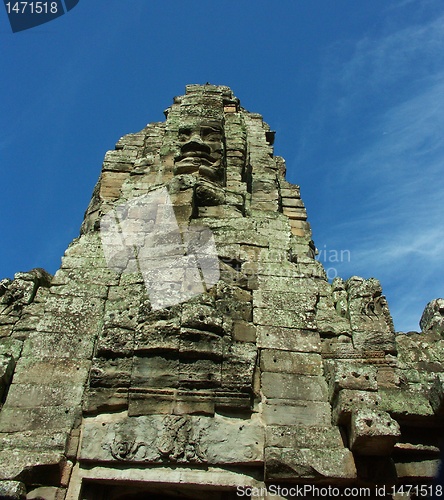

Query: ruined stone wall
<box><xmin>0</xmin><ymin>85</ymin><xmax>443</xmax><ymax>499</ymax></box>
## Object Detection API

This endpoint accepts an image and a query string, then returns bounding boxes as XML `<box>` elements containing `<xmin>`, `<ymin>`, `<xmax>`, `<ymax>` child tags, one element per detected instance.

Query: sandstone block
<box><xmin>265</xmin><ymin>447</ymin><xmax>356</xmax><ymax>481</ymax></box>
<box><xmin>135</xmin><ymin>322</ymin><xmax>180</xmax><ymax>353</ymax></box>
<box><xmin>132</xmin><ymin>356</ymin><xmax>179</xmax><ymax>388</ymax></box>
<box><xmin>90</xmin><ymin>358</ymin><xmax>132</xmax><ymax>388</ymax></box>
<box><xmin>323</xmin><ymin>361</ymin><xmax>378</xmax><ymax>399</ymax></box>
<box><xmin>420</xmin><ymin>298</ymin><xmax>444</xmax><ymax>336</ymax></box>
<box><xmin>0</xmin><ymin>406</ymin><xmax>81</xmax><ymax>433</ymax></box>
<box><xmin>99</xmin><ymin>171</ymin><xmax>129</xmax><ymax>200</ymax></box>
<box><xmin>253</xmin><ymin>290</ymin><xmax>317</xmax><ymax>311</ymax></box>
<box><xmin>232</xmin><ymin>321</ymin><xmax>256</xmax><ymax>342</ymax></box>
<box><xmin>0</xmin><ymin>355</ymin><xmax>15</xmax><ymax>399</ymax></box>
<box><xmin>5</xmin><ymin>383</ymin><xmax>84</xmax><ymax>409</ymax></box>
<box><xmin>260</xmin><ymin>350</ymin><xmax>322</xmax><ymax>375</ymax></box>
<box><xmin>179</xmin><ymin>358</ymin><xmax>221</xmax><ymax>388</ymax></box>
<box><xmin>257</xmin><ymin>326</ymin><xmax>321</xmax><ymax>352</ymax></box>
<box><xmin>96</xmin><ymin>328</ymin><xmax>134</xmax><ymax>357</ymax></box>
<box><xmin>83</xmin><ymin>387</ymin><xmax>128</xmax><ymax>414</ymax></box>
<box><xmin>179</xmin><ymin>329</ymin><xmax>223</xmax><ymax>360</ymax></box>
<box><xmin>13</xmin><ymin>359</ymin><xmax>89</xmax><ymax>386</ymax></box>
<box><xmin>0</xmin><ymin>339</ymin><xmax>22</xmax><ymax>361</ymax></box>
<box><xmin>181</xmin><ymin>304</ymin><xmax>224</xmax><ymax>335</ymax></box>
<box><xmin>395</xmin><ymin>459</ymin><xmax>440</xmax><ymax>479</ymax></box>
<box><xmin>265</xmin><ymin>425</ymin><xmax>344</xmax><ymax>449</ymax></box>
<box><xmin>0</xmin><ymin>481</ymin><xmax>26</xmax><ymax>499</ymax></box>
<box><xmin>378</xmin><ymin>388</ymin><xmax>434</xmax><ymax>422</ymax></box>
<box><xmin>80</xmin><ymin>413</ymin><xmax>264</xmax><ymax>466</ymax></box>
<box><xmin>23</xmin><ymin>331</ymin><xmax>96</xmax><ymax>359</ymax></box>
<box><xmin>222</xmin><ymin>341</ymin><xmax>256</xmax><ymax>391</ymax></box>
<box><xmin>349</xmin><ymin>409</ymin><xmax>400</xmax><ymax>456</ymax></box>
<box><xmin>261</xmin><ymin>401</ymin><xmax>331</xmax><ymax>426</ymax></box>
<box><xmin>332</xmin><ymin>390</ymin><xmax>381</xmax><ymax>424</ymax></box>
<box><xmin>429</xmin><ymin>374</ymin><xmax>444</xmax><ymax>415</ymax></box>
<box><xmin>261</xmin><ymin>373</ymin><xmax>328</xmax><ymax>401</ymax></box>
<box><xmin>253</xmin><ymin>307</ymin><xmax>316</xmax><ymax>330</ymax></box>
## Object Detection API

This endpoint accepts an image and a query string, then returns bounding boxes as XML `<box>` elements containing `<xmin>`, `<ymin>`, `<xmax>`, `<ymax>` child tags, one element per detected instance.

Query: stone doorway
<box><xmin>80</xmin><ymin>481</ymin><xmax>245</xmax><ymax>500</ymax></box>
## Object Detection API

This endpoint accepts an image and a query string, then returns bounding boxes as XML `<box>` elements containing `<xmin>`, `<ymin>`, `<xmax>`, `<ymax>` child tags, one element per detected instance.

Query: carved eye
<box><xmin>201</xmin><ymin>127</ymin><xmax>222</xmax><ymax>141</ymax></box>
<box><xmin>178</xmin><ymin>127</ymin><xmax>192</xmax><ymax>141</ymax></box>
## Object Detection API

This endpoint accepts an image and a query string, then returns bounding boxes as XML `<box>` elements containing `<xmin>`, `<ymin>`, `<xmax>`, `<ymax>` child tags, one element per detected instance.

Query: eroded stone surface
<box><xmin>0</xmin><ymin>85</ymin><xmax>443</xmax><ymax>496</ymax></box>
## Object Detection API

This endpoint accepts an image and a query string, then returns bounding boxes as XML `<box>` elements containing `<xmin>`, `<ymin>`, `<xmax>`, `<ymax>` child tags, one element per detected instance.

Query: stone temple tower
<box><xmin>0</xmin><ymin>84</ymin><xmax>443</xmax><ymax>499</ymax></box>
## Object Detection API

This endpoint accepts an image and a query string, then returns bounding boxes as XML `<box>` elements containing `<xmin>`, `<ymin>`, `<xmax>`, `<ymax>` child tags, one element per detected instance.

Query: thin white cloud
<box><xmin>303</xmin><ymin>9</ymin><xmax>444</xmax><ymax>332</ymax></box>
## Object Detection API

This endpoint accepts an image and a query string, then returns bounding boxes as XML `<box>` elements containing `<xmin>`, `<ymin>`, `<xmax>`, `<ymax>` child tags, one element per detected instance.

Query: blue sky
<box><xmin>1</xmin><ymin>0</ymin><xmax>443</xmax><ymax>332</ymax></box>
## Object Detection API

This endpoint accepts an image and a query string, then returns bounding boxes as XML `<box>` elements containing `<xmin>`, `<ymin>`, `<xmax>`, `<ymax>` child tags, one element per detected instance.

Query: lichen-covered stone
<box><xmin>0</xmin><ymin>85</ymin><xmax>442</xmax><ymax>495</ymax></box>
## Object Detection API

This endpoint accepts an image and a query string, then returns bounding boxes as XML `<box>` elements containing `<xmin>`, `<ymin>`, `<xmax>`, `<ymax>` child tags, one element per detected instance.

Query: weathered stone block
<box><xmin>23</xmin><ymin>331</ymin><xmax>96</xmax><ymax>359</ymax></box>
<box><xmin>0</xmin><ymin>449</ymin><xmax>66</xmax><ymax>482</ymax></box>
<box><xmin>216</xmin><ymin>298</ymin><xmax>252</xmax><ymax>322</ymax></box>
<box><xmin>315</xmin><ymin>295</ymin><xmax>351</xmax><ymax>335</ymax></box>
<box><xmin>135</xmin><ymin>321</ymin><xmax>180</xmax><ymax>353</ymax></box>
<box><xmin>352</xmin><ymin>329</ymin><xmax>397</xmax><ymax>353</ymax></box>
<box><xmin>132</xmin><ymin>356</ymin><xmax>179</xmax><ymax>388</ymax></box>
<box><xmin>253</xmin><ymin>307</ymin><xmax>316</xmax><ymax>330</ymax></box>
<box><xmin>378</xmin><ymin>388</ymin><xmax>434</xmax><ymax>422</ymax></box>
<box><xmin>13</xmin><ymin>359</ymin><xmax>90</xmax><ymax>386</ymax></box>
<box><xmin>257</xmin><ymin>326</ymin><xmax>321</xmax><ymax>352</ymax></box>
<box><xmin>429</xmin><ymin>374</ymin><xmax>444</xmax><ymax>415</ymax></box>
<box><xmin>0</xmin><ymin>355</ymin><xmax>15</xmax><ymax>399</ymax></box>
<box><xmin>37</xmin><ymin>307</ymin><xmax>101</xmax><ymax>336</ymax></box>
<box><xmin>27</xmin><ymin>486</ymin><xmax>64</xmax><ymax>500</ymax></box>
<box><xmin>260</xmin><ymin>350</ymin><xmax>322</xmax><ymax>375</ymax></box>
<box><xmin>83</xmin><ymin>387</ymin><xmax>128</xmax><ymax>414</ymax></box>
<box><xmin>262</xmin><ymin>373</ymin><xmax>328</xmax><ymax>401</ymax></box>
<box><xmin>0</xmin><ymin>481</ymin><xmax>26</xmax><ymax>499</ymax></box>
<box><xmin>181</xmin><ymin>303</ymin><xmax>224</xmax><ymax>335</ymax></box>
<box><xmin>80</xmin><ymin>412</ymin><xmax>264</xmax><ymax>466</ymax></box>
<box><xmin>346</xmin><ymin>276</ymin><xmax>394</xmax><ymax>335</ymax></box>
<box><xmin>99</xmin><ymin>171</ymin><xmax>129</xmax><ymax>200</ymax></box>
<box><xmin>324</xmin><ymin>361</ymin><xmax>378</xmax><ymax>400</ymax></box>
<box><xmin>265</xmin><ymin>425</ymin><xmax>344</xmax><ymax>449</ymax></box>
<box><xmin>265</xmin><ymin>447</ymin><xmax>356</xmax><ymax>481</ymax></box>
<box><xmin>90</xmin><ymin>358</ymin><xmax>132</xmax><ymax>388</ymax></box>
<box><xmin>5</xmin><ymin>383</ymin><xmax>84</xmax><ymax>409</ymax></box>
<box><xmin>0</xmin><ymin>431</ymin><xmax>68</xmax><ymax>452</ymax></box>
<box><xmin>221</xmin><ymin>342</ymin><xmax>256</xmax><ymax>391</ymax></box>
<box><xmin>0</xmin><ymin>406</ymin><xmax>81</xmax><ymax>433</ymax></box>
<box><xmin>253</xmin><ymin>289</ymin><xmax>316</xmax><ymax>311</ymax></box>
<box><xmin>232</xmin><ymin>321</ymin><xmax>256</xmax><ymax>342</ymax></box>
<box><xmin>376</xmin><ymin>366</ymin><xmax>402</xmax><ymax>389</ymax></box>
<box><xmin>420</xmin><ymin>298</ymin><xmax>444</xmax><ymax>336</ymax></box>
<box><xmin>0</xmin><ymin>339</ymin><xmax>22</xmax><ymax>361</ymax></box>
<box><xmin>349</xmin><ymin>409</ymin><xmax>400</xmax><ymax>455</ymax></box>
<box><xmin>198</xmin><ymin>205</ymin><xmax>243</xmax><ymax>218</ymax></box>
<box><xmin>179</xmin><ymin>329</ymin><xmax>223</xmax><ymax>360</ymax></box>
<box><xmin>51</xmin><ymin>267</ymin><xmax>119</xmax><ymax>287</ymax></box>
<box><xmin>281</xmin><ymin>197</ymin><xmax>304</xmax><ymax>208</ymax></box>
<box><xmin>395</xmin><ymin>459</ymin><xmax>440</xmax><ymax>479</ymax></box>
<box><xmin>332</xmin><ymin>390</ymin><xmax>381</xmax><ymax>424</ymax></box>
<box><xmin>179</xmin><ymin>358</ymin><xmax>221</xmax><ymax>388</ymax></box>
<box><xmin>262</xmin><ymin>401</ymin><xmax>331</xmax><ymax>426</ymax></box>
<box><xmin>96</xmin><ymin>328</ymin><xmax>134</xmax><ymax>357</ymax></box>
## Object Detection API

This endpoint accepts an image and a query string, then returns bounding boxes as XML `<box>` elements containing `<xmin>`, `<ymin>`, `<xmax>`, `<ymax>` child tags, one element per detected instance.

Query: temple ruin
<box><xmin>0</xmin><ymin>84</ymin><xmax>443</xmax><ymax>499</ymax></box>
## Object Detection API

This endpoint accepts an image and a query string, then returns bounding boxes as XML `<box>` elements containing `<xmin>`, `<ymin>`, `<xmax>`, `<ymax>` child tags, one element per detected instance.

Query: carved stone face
<box><xmin>174</xmin><ymin>121</ymin><xmax>224</xmax><ymax>183</ymax></box>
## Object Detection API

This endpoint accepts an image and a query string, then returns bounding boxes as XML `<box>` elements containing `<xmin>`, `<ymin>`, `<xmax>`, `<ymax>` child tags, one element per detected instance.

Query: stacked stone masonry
<box><xmin>0</xmin><ymin>85</ymin><xmax>443</xmax><ymax>499</ymax></box>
